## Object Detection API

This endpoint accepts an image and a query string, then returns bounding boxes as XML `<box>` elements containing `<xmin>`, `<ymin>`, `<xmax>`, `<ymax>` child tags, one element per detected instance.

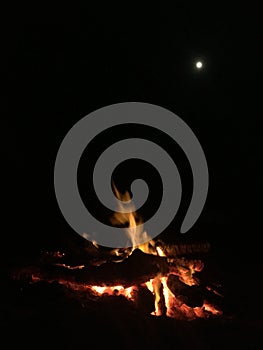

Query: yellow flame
<box><xmin>110</xmin><ymin>184</ymin><xmax>159</xmax><ymax>254</ymax></box>
<box><xmin>92</xmin><ymin>240</ymin><xmax>99</xmax><ymax>248</ymax></box>
<box><xmin>203</xmin><ymin>303</ymin><xmax>222</xmax><ymax>315</ymax></box>
<box><xmin>156</xmin><ymin>246</ymin><xmax>166</xmax><ymax>256</ymax></box>
<box><xmin>145</xmin><ymin>277</ymin><xmax>164</xmax><ymax>316</ymax></box>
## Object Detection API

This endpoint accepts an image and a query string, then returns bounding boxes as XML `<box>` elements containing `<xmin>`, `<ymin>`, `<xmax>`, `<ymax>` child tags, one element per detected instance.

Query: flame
<box><xmin>144</xmin><ymin>276</ymin><xmax>222</xmax><ymax>319</ymax></box>
<box><xmin>92</xmin><ymin>240</ymin><xmax>99</xmax><ymax>249</ymax></box>
<box><xmin>156</xmin><ymin>246</ymin><xmax>166</xmax><ymax>257</ymax></box>
<box><xmin>145</xmin><ymin>277</ymin><xmax>163</xmax><ymax>316</ymax></box>
<box><xmin>110</xmin><ymin>184</ymin><xmax>158</xmax><ymax>255</ymax></box>
<box><xmin>159</xmin><ymin>276</ymin><xmax>174</xmax><ymax>316</ymax></box>
<box><xmin>203</xmin><ymin>302</ymin><xmax>222</xmax><ymax>315</ymax></box>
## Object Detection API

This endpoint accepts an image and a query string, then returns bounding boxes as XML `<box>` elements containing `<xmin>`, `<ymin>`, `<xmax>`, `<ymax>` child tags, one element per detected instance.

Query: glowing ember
<box><xmin>55</xmin><ymin>264</ymin><xmax>85</xmax><ymax>270</ymax></box>
<box><xmin>85</xmin><ymin>274</ymin><xmax>222</xmax><ymax>320</ymax></box>
<box><xmin>203</xmin><ymin>303</ymin><xmax>222</xmax><ymax>315</ymax></box>
<box><xmin>91</xmin><ymin>285</ymin><xmax>134</xmax><ymax>299</ymax></box>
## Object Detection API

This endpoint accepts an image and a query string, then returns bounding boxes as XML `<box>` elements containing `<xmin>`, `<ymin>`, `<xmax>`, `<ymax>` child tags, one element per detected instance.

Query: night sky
<box><xmin>3</xmin><ymin>4</ymin><xmax>262</xmax><ymax>277</ymax></box>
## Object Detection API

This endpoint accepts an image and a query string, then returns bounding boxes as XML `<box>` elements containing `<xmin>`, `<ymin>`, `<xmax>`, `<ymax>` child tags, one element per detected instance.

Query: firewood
<box><xmin>12</xmin><ymin>248</ymin><xmax>210</xmax><ymax>289</ymax></box>
<box><xmin>132</xmin><ymin>285</ymin><xmax>155</xmax><ymax>314</ymax></box>
<box><xmin>74</xmin><ymin>249</ymin><xmax>170</xmax><ymax>286</ymax></box>
<box><xmin>167</xmin><ymin>274</ymin><xmax>204</xmax><ymax>307</ymax></box>
<box><xmin>160</xmin><ymin>241</ymin><xmax>210</xmax><ymax>257</ymax></box>
<box><xmin>13</xmin><ymin>249</ymin><xmax>170</xmax><ymax>287</ymax></box>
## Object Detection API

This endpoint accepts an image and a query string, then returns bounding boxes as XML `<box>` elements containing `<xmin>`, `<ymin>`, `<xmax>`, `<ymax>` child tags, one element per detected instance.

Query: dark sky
<box><xmin>3</xmin><ymin>4</ymin><xmax>262</xmax><ymax>267</ymax></box>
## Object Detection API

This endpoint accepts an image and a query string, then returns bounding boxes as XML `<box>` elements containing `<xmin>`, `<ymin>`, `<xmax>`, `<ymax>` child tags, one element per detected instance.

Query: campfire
<box><xmin>13</xmin><ymin>187</ymin><xmax>223</xmax><ymax>320</ymax></box>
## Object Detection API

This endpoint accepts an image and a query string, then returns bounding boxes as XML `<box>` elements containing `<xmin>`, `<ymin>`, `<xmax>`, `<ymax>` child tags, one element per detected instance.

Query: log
<box><xmin>160</xmin><ymin>241</ymin><xmax>210</xmax><ymax>257</ymax></box>
<box><xmin>132</xmin><ymin>285</ymin><xmax>155</xmax><ymax>314</ymax></box>
<box><xmin>152</xmin><ymin>277</ymin><xmax>167</xmax><ymax>316</ymax></box>
<box><xmin>12</xmin><ymin>249</ymin><xmax>209</xmax><ymax>290</ymax></box>
<box><xmin>75</xmin><ymin>249</ymin><xmax>170</xmax><ymax>286</ymax></box>
<box><xmin>13</xmin><ymin>249</ymin><xmax>170</xmax><ymax>287</ymax></box>
<box><xmin>38</xmin><ymin>241</ymin><xmax>211</xmax><ymax>268</ymax></box>
<box><xmin>167</xmin><ymin>274</ymin><xmax>204</xmax><ymax>307</ymax></box>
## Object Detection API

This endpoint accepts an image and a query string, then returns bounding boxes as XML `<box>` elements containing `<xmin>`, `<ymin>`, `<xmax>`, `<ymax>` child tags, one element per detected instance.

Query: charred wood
<box><xmin>13</xmin><ymin>249</ymin><xmax>170</xmax><ymax>287</ymax></box>
<box><xmin>132</xmin><ymin>285</ymin><xmax>155</xmax><ymax>314</ymax></box>
<box><xmin>167</xmin><ymin>274</ymin><xmax>204</xmax><ymax>307</ymax></box>
<box><xmin>160</xmin><ymin>241</ymin><xmax>210</xmax><ymax>257</ymax></box>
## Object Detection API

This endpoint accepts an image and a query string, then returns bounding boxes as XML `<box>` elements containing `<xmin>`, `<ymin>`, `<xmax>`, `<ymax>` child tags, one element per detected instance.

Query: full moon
<box><xmin>196</xmin><ymin>61</ymin><xmax>203</xmax><ymax>69</ymax></box>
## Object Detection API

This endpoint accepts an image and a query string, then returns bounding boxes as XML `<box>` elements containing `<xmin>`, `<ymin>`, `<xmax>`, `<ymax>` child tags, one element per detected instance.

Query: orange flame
<box><xmin>145</xmin><ymin>277</ymin><xmax>163</xmax><ymax>316</ymax></box>
<box><xmin>110</xmin><ymin>184</ymin><xmax>158</xmax><ymax>255</ymax></box>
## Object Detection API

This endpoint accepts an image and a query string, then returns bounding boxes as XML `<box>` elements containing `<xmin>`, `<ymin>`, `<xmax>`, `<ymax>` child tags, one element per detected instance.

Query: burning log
<box><xmin>160</xmin><ymin>241</ymin><xmax>211</xmax><ymax>257</ymax></box>
<box><xmin>38</xmin><ymin>239</ymin><xmax>211</xmax><ymax>268</ymax></box>
<box><xmin>13</xmin><ymin>249</ymin><xmax>209</xmax><ymax>289</ymax></box>
<box><xmin>74</xmin><ymin>249</ymin><xmax>170</xmax><ymax>286</ymax></box>
<box><xmin>167</xmin><ymin>274</ymin><xmax>204</xmax><ymax>307</ymax></box>
<box><xmin>19</xmin><ymin>249</ymin><xmax>170</xmax><ymax>287</ymax></box>
<box><xmin>132</xmin><ymin>285</ymin><xmax>155</xmax><ymax>314</ymax></box>
<box><xmin>151</xmin><ymin>276</ymin><xmax>167</xmax><ymax>316</ymax></box>
<box><xmin>10</xmin><ymin>245</ymin><xmax>223</xmax><ymax>320</ymax></box>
